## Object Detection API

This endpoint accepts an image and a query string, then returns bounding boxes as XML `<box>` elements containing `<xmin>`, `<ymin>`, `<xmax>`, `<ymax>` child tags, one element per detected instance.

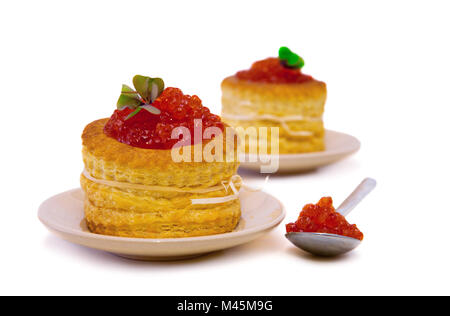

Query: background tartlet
<box><xmin>221</xmin><ymin>48</ymin><xmax>327</xmax><ymax>154</ymax></box>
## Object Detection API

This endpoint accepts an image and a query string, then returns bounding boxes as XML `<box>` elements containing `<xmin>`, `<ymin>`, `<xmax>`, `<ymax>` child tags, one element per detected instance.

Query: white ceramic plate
<box><xmin>239</xmin><ymin>129</ymin><xmax>360</xmax><ymax>173</ymax></box>
<box><xmin>38</xmin><ymin>189</ymin><xmax>285</xmax><ymax>261</ymax></box>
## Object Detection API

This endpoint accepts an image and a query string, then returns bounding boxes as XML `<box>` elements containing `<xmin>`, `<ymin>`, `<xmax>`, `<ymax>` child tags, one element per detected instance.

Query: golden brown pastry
<box><xmin>221</xmin><ymin>47</ymin><xmax>327</xmax><ymax>154</ymax></box>
<box><xmin>81</xmin><ymin>76</ymin><xmax>240</xmax><ymax>238</ymax></box>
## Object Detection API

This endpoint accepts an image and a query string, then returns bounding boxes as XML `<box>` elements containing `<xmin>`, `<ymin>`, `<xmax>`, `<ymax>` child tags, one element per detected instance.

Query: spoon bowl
<box><xmin>285</xmin><ymin>232</ymin><xmax>361</xmax><ymax>257</ymax></box>
<box><xmin>285</xmin><ymin>178</ymin><xmax>376</xmax><ymax>257</ymax></box>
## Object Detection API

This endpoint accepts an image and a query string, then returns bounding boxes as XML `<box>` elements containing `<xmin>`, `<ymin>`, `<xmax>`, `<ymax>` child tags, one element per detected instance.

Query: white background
<box><xmin>1</xmin><ymin>0</ymin><xmax>449</xmax><ymax>296</ymax></box>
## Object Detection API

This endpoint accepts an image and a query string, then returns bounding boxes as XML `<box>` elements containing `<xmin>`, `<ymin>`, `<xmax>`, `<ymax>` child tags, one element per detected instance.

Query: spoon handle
<box><xmin>336</xmin><ymin>178</ymin><xmax>377</xmax><ymax>217</ymax></box>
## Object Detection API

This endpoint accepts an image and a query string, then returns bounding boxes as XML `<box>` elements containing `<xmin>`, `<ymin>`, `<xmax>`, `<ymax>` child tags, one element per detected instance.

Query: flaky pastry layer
<box><xmin>81</xmin><ymin>119</ymin><xmax>241</xmax><ymax>238</ymax></box>
<box><xmin>84</xmin><ymin>198</ymin><xmax>241</xmax><ymax>238</ymax></box>
<box><xmin>82</xmin><ymin>119</ymin><xmax>239</xmax><ymax>188</ymax></box>
<box><xmin>221</xmin><ymin>76</ymin><xmax>326</xmax><ymax>154</ymax></box>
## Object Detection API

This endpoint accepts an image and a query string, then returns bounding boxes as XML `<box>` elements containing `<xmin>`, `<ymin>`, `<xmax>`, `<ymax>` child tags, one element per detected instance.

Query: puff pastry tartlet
<box><xmin>221</xmin><ymin>47</ymin><xmax>327</xmax><ymax>154</ymax></box>
<box><xmin>81</xmin><ymin>75</ymin><xmax>240</xmax><ymax>238</ymax></box>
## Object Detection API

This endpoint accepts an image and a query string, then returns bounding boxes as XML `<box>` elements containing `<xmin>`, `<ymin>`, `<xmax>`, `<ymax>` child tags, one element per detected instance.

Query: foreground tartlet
<box><xmin>221</xmin><ymin>47</ymin><xmax>327</xmax><ymax>154</ymax></box>
<box><xmin>81</xmin><ymin>75</ymin><xmax>241</xmax><ymax>238</ymax></box>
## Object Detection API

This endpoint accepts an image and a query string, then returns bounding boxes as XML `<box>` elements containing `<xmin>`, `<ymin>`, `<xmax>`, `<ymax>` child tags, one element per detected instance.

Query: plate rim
<box><xmin>239</xmin><ymin>129</ymin><xmax>361</xmax><ymax>161</ymax></box>
<box><xmin>38</xmin><ymin>188</ymin><xmax>286</xmax><ymax>244</ymax></box>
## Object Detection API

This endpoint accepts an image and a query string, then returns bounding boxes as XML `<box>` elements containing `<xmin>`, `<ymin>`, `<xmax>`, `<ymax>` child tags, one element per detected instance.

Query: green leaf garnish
<box><xmin>150</xmin><ymin>78</ymin><xmax>164</xmax><ymax>102</ymax></box>
<box><xmin>278</xmin><ymin>46</ymin><xmax>305</xmax><ymax>69</ymax></box>
<box><xmin>122</xmin><ymin>84</ymin><xmax>138</xmax><ymax>95</ymax></box>
<box><xmin>278</xmin><ymin>46</ymin><xmax>291</xmax><ymax>60</ymax></box>
<box><xmin>132</xmin><ymin>75</ymin><xmax>165</xmax><ymax>104</ymax></box>
<box><xmin>133</xmin><ymin>75</ymin><xmax>152</xmax><ymax>103</ymax></box>
<box><xmin>125</xmin><ymin>107</ymin><xmax>142</xmax><ymax>120</ymax></box>
<box><xmin>141</xmin><ymin>104</ymin><xmax>161</xmax><ymax>115</ymax></box>
<box><xmin>117</xmin><ymin>84</ymin><xmax>143</xmax><ymax>109</ymax></box>
<box><xmin>117</xmin><ymin>75</ymin><xmax>165</xmax><ymax>117</ymax></box>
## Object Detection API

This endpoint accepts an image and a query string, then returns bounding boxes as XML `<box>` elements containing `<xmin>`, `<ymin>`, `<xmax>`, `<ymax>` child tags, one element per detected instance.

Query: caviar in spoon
<box><xmin>285</xmin><ymin>178</ymin><xmax>376</xmax><ymax>257</ymax></box>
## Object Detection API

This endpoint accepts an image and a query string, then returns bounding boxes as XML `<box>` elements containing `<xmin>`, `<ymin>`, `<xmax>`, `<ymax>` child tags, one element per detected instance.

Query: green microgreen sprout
<box><xmin>278</xmin><ymin>46</ymin><xmax>305</xmax><ymax>69</ymax></box>
<box><xmin>116</xmin><ymin>75</ymin><xmax>165</xmax><ymax>120</ymax></box>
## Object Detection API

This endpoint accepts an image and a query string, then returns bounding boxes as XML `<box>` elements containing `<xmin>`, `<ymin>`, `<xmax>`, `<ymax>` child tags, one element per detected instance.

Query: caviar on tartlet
<box><xmin>286</xmin><ymin>197</ymin><xmax>364</xmax><ymax>241</ymax></box>
<box><xmin>104</xmin><ymin>75</ymin><xmax>224</xmax><ymax>150</ymax></box>
<box><xmin>236</xmin><ymin>57</ymin><xmax>313</xmax><ymax>84</ymax></box>
<box><xmin>235</xmin><ymin>47</ymin><xmax>313</xmax><ymax>83</ymax></box>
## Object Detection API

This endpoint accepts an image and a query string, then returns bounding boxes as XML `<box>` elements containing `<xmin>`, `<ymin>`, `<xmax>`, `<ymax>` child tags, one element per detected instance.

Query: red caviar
<box><xmin>236</xmin><ymin>57</ymin><xmax>313</xmax><ymax>84</ymax></box>
<box><xmin>104</xmin><ymin>87</ymin><xmax>224</xmax><ymax>149</ymax></box>
<box><xmin>286</xmin><ymin>197</ymin><xmax>364</xmax><ymax>240</ymax></box>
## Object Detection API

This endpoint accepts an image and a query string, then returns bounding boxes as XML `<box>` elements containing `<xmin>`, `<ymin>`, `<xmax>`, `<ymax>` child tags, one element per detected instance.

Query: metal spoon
<box><xmin>285</xmin><ymin>178</ymin><xmax>377</xmax><ymax>257</ymax></box>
